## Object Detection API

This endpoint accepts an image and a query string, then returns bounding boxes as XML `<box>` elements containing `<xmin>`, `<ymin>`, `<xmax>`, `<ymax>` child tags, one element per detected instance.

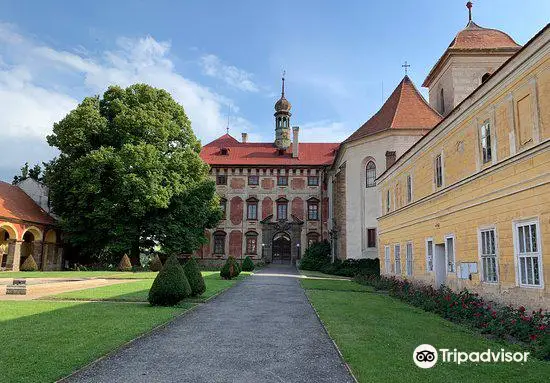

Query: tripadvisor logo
<box><xmin>413</xmin><ymin>345</ymin><xmax>529</xmax><ymax>368</ymax></box>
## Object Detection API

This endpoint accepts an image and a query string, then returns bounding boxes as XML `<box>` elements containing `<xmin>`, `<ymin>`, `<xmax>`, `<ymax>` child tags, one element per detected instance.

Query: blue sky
<box><xmin>0</xmin><ymin>0</ymin><xmax>548</xmax><ymax>181</ymax></box>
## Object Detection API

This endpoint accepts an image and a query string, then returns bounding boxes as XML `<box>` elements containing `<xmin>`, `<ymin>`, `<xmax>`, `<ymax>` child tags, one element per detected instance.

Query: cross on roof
<box><xmin>402</xmin><ymin>61</ymin><xmax>411</xmax><ymax>75</ymax></box>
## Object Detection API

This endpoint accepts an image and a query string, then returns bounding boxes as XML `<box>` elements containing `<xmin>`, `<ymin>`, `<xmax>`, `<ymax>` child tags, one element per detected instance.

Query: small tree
<box><xmin>241</xmin><ymin>256</ymin><xmax>255</xmax><ymax>272</ymax></box>
<box><xmin>117</xmin><ymin>254</ymin><xmax>132</xmax><ymax>271</ymax></box>
<box><xmin>148</xmin><ymin>255</ymin><xmax>191</xmax><ymax>306</ymax></box>
<box><xmin>20</xmin><ymin>255</ymin><xmax>38</xmax><ymax>271</ymax></box>
<box><xmin>183</xmin><ymin>257</ymin><xmax>206</xmax><ymax>296</ymax></box>
<box><xmin>148</xmin><ymin>254</ymin><xmax>163</xmax><ymax>272</ymax></box>
<box><xmin>220</xmin><ymin>256</ymin><xmax>240</xmax><ymax>280</ymax></box>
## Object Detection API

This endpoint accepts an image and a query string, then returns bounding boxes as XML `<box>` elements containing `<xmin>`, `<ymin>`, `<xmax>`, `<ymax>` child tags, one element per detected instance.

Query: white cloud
<box><xmin>200</xmin><ymin>54</ymin><xmax>259</xmax><ymax>92</ymax></box>
<box><xmin>298</xmin><ymin>120</ymin><xmax>352</xmax><ymax>143</ymax></box>
<box><xmin>0</xmin><ymin>22</ymin><xmax>258</xmax><ymax>181</ymax></box>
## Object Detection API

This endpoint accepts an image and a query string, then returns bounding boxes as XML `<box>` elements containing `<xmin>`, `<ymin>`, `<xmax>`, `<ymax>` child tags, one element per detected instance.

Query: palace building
<box><xmin>377</xmin><ymin>18</ymin><xmax>550</xmax><ymax>308</ymax></box>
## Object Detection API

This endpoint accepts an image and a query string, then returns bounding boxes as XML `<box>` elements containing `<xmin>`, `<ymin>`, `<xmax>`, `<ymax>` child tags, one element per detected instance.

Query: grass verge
<box><xmin>303</xmin><ymin>282</ymin><xmax>550</xmax><ymax>382</ymax></box>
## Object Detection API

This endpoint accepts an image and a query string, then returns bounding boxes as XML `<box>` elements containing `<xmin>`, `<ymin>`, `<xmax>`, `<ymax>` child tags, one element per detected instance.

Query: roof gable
<box><xmin>0</xmin><ymin>181</ymin><xmax>55</xmax><ymax>225</ymax></box>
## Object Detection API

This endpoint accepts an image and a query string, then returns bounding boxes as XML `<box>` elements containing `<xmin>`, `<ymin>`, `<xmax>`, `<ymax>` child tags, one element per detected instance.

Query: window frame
<box><xmin>307</xmin><ymin>232</ymin><xmax>320</xmax><ymax>247</ymax></box>
<box><xmin>216</xmin><ymin>174</ymin><xmax>227</xmax><ymax>186</ymax></box>
<box><xmin>307</xmin><ymin>176</ymin><xmax>319</xmax><ymax>186</ymax></box>
<box><xmin>367</xmin><ymin>228</ymin><xmax>377</xmax><ymax>249</ymax></box>
<box><xmin>434</xmin><ymin>153</ymin><xmax>443</xmax><ymax>188</ymax></box>
<box><xmin>480</xmin><ymin>119</ymin><xmax>492</xmax><ymax>165</ymax></box>
<box><xmin>276</xmin><ymin>200</ymin><xmax>288</xmax><ymax>220</ymax></box>
<box><xmin>444</xmin><ymin>234</ymin><xmax>456</xmax><ymax>273</ymax></box>
<box><xmin>213</xmin><ymin>231</ymin><xmax>226</xmax><ymax>255</ymax></box>
<box><xmin>219</xmin><ymin>198</ymin><xmax>227</xmax><ymax>220</ymax></box>
<box><xmin>478</xmin><ymin>227</ymin><xmax>499</xmax><ymax>284</ymax></box>
<box><xmin>277</xmin><ymin>175</ymin><xmax>288</xmax><ymax>186</ymax></box>
<box><xmin>366</xmin><ymin>161</ymin><xmax>376</xmax><ymax>188</ymax></box>
<box><xmin>394</xmin><ymin>244</ymin><xmax>401</xmax><ymax>275</ymax></box>
<box><xmin>246</xmin><ymin>198</ymin><xmax>258</xmax><ymax>221</ymax></box>
<box><xmin>405</xmin><ymin>241</ymin><xmax>413</xmax><ymax>277</ymax></box>
<box><xmin>386</xmin><ymin>189</ymin><xmax>391</xmax><ymax>213</ymax></box>
<box><xmin>406</xmin><ymin>174</ymin><xmax>412</xmax><ymax>203</ymax></box>
<box><xmin>384</xmin><ymin>245</ymin><xmax>391</xmax><ymax>274</ymax></box>
<box><xmin>245</xmin><ymin>232</ymin><xmax>258</xmax><ymax>255</ymax></box>
<box><xmin>513</xmin><ymin>219</ymin><xmax>543</xmax><ymax>288</ymax></box>
<box><xmin>425</xmin><ymin>237</ymin><xmax>434</xmax><ymax>272</ymax></box>
<box><xmin>307</xmin><ymin>199</ymin><xmax>319</xmax><ymax>221</ymax></box>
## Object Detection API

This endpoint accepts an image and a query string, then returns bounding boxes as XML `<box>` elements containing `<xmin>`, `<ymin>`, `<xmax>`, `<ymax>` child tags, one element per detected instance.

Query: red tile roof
<box><xmin>201</xmin><ymin>134</ymin><xmax>339</xmax><ymax>166</ymax></box>
<box><xmin>344</xmin><ymin>76</ymin><xmax>441</xmax><ymax>143</ymax></box>
<box><xmin>423</xmin><ymin>21</ymin><xmax>521</xmax><ymax>87</ymax></box>
<box><xmin>0</xmin><ymin>181</ymin><xmax>55</xmax><ymax>225</ymax></box>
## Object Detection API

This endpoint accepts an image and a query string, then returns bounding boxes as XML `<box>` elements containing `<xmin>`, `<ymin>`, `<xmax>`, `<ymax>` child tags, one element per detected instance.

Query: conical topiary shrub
<box><xmin>118</xmin><ymin>254</ymin><xmax>132</xmax><ymax>271</ymax></box>
<box><xmin>184</xmin><ymin>257</ymin><xmax>206</xmax><ymax>296</ymax></box>
<box><xmin>241</xmin><ymin>256</ymin><xmax>255</xmax><ymax>272</ymax></box>
<box><xmin>149</xmin><ymin>254</ymin><xmax>163</xmax><ymax>272</ymax></box>
<box><xmin>148</xmin><ymin>255</ymin><xmax>192</xmax><ymax>306</ymax></box>
<box><xmin>220</xmin><ymin>256</ymin><xmax>240</xmax><ymax>280</ymax></box>
<box><xmin>20</xmin><ymin>255</ymin><xmax>38</xmax><ymax>271</ymax></box>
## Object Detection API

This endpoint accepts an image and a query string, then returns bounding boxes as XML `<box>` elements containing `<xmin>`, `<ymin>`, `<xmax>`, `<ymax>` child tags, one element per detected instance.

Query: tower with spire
<box><xmin>274</xmin><ymin>72</ymin><xmax>292</xmax><ymax>149</ymax></box>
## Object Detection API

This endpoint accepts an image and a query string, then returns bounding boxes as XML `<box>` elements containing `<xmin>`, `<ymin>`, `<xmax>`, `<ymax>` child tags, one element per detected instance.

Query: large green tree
<box><xmin>45</xmin><ymin>84</ymin><xmax>220</xmax><ymax>264</ymax></box>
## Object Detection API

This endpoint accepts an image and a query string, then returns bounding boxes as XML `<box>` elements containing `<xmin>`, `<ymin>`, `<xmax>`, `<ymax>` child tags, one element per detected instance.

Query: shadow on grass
<box><xmin>0</xmin><ymin>300</ymin><xmax>191</xmax><ymax>383</ymax></box>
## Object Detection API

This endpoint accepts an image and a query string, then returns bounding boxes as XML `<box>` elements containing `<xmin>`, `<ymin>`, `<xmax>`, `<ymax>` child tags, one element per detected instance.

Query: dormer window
<box><xmin>220</xmin><ymin>148</ymin><xmax>229</xmax><ymax>155</ymax></box>
<box><xmin>277</xmin><ymin>149</ymin><xmax>285</xmax><ymax>156</ymax></box>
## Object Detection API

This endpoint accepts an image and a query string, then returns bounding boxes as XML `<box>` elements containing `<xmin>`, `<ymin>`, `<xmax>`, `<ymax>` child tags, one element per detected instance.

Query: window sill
<box><xmin>518</xmin><ymin>284</ymin><xmax>544</xmax><ymax>289</ymax></box>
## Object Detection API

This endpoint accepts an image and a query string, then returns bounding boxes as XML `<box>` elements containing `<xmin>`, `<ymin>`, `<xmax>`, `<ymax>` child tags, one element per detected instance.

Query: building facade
<box><xmin>377</xmin><ymin>23</ymin><xmax>550</xmax><ymax>308</ymax></box>
<box><xmin>197</xmin><ymin>82</ymin><xmax>338</xmax><ymax>264</ymax></box>
<box><xmin>0</xmin><ymin>180</ymin><xmax>62</xmax><ymax>271</ymax></box>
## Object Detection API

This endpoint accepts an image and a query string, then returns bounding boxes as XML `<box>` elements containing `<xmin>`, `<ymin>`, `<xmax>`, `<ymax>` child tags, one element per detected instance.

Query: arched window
<box><xmin>439</xmin><ymin>88</ymin><xmax>445</xmax><ymax>114</ymax></box>
<box><xmin>245</xmin><ymin>231</ymin><xmax>258</xmax><ymax>255</ymax></box>
<box><xmin>366</xmin><ymin>161</ymin><xmax>376</xmax><ymax>187</ymax></box>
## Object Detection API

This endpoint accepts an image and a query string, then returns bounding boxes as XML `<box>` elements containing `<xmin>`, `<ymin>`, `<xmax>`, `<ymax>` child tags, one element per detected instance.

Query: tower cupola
<box><xmin>274</xmin><ymin>73</ymin><xmax>292</xmax><ymax>149</ymax></box>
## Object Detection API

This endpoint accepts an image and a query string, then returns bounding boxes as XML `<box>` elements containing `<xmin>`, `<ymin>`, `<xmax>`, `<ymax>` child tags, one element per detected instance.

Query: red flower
<box><xmin>539</xmin><ymin>325</ymin><xmax>546</xmax><ymax>331</ymax></box>
<box><xmin>530</xmin><ymin>334</ymin><xmax>537</xmax><ymax>341</ymax></box>
<box><xmin>519</xmin><ymin>306</ymin><xmax>526</xmax><ymax>312</ymax></box>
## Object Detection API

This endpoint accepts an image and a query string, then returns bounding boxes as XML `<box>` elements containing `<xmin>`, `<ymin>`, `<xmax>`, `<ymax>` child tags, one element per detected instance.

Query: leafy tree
<box><xmin>13</xmin><ymin>163</ymin><xmax>43</xmax><ymax>184</ymax></box>
<box><xmin>44</xmin><ymin>84</ymin><xmax>220</xmax><ymax>264</ymax></box>
<box><xmin>148</xmin><ymin>255</ymin><xmax>191</xmax><ymax>306</ymax></box>
<box><xmin>183</xmin><ymin>257</ymin><xmax>206</xmax><ymax>296</ymax></box>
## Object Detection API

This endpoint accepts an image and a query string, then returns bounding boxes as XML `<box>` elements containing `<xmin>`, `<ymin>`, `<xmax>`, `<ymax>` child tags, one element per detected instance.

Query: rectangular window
<box><xmin>213</xmin><ymin>234</ymin><xmax>225</xmax><ymax>254</ymax></box>
<box><xmin>445</xmin><ymin>235</ymin><xmax>455</xmax><ymax>273</ymax></box>
<box><xmin>384</xmin><ymin>246</ymin><xmax>391</xmax><ymax>274</ymax></box>
<box><xmin>514</xmin><ymin>221</ymin><xmax>542</xmax><ymax>287</ymax></box>
<box><xmin>426</xmin><ymin>238</ymin><xmax>433</xmax><ymax>272</ymax></box>
<box><xmin>246</xmin><ymin>236</ymin><xmax>257</xmax><ymax>254</ymax></box>
<box><xmin>247</xmin><ymin>202</ymin><xmax>258</xmax><ymax>220</ymax></box>
<box><xmin>406</xmin><ymin>175</ymin><xmax>412</xmax><ymax>203</ymax></box>
<box><xmin>480</xmin><ymin>120</ymin><xmax>492</xmax><ymax>164</ymax></box>
<box><xmin>277</xmin><ymin>203</ymin><xmax>288</xmax><ymax>220</ymax></box>
<box><xmin>386</xmin><ymin>190</ymin><xmax>390</xmax><ymax>213</ymax></box>
<box><xmin>480</xmin><ymin>228</ymin><xmax>498</xmax><ymax>283</ymax></box>
<box><xmin>406</xmin><ymin>242</ymin><xmax>413</xmax><ymax>276</ymax></box>
<box><xmin>277</xmin><ymin>176</ymin><xmax>288</xmax><ymax>186</ymax></box>
<box><xmin>435</xmin><ymin>154</ymin><xmax>443</xmax><ymax>188</ymax></box>
<box><xmin>248</xmin><ymin>175</ymin><xmax>259</xmax><ymax>185</ymax></box>
<box><xmin>394</xmin><ymin>244</ymin><xmax>401</xmax><ymax>275</ymax></box>
<box><xmin>216</xmin><ymin>174</ymin><xmax>227</xmax><ymax>185</ymax></box>
<box><xmin>308</xmin><ymin>176</ymin><xmax>319</xmax><ymax>186</ymax></box>
<box><xmin>307</xmin><ymin>202</ymin><xmax>319</xmax><ymax>220</ymax></box>
<box><xmin>367</xmin><ymin>228</ymin><xmax>376</xmax><ymax>248</ymax></box>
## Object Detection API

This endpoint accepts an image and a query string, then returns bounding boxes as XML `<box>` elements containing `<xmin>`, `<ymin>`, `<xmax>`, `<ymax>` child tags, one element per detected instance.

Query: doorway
<box><xmin>434</xmin><ymin>244</ymin><xmax>446</xmax><ymax>288</ymax></box>
<box><xmin>272</xmin><ymin>232</ymin><xmax>291</xmax><ymax>264</ymax></box>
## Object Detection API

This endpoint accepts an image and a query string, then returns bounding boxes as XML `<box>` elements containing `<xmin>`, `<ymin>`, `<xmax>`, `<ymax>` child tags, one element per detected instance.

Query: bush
<box><xmin>299</xmin><ymin>241</ymin><xmax>331</xmax><ymax>271</ymax></box>
<box><xmin>184</xmin><ymin>257</ymin><xmax>206</xmax><ymax>296</ymax></box>
<box><xmin>148</xmin><ymin>254</ymin><xmax>163</xmax><ymax>272</ymax></box>
<box><xmin>241</xmin><ymin>256</ymin><xmax>255</xmax><ymax>271</ymax></box>
<box><xmin>220</xmin><ymin>256</ymin><xmax>240</xmax><ymax>280</ymax></box>
<box><xmin>148</xmin><ymin>255</ymin><xmax>191</xmax><ymax>306</ymax></box>
<box><xmin>20</xmin><ymin>255</ymin><xmax>38</xmax><ymax>271</ymax></box>
<box><xmin>355</xmin><ymin>275</ymin><xmax>550</xmax><ymax>360</ymax></box>
<box><xmin>117</xmin><ymin>254</ymin><xmax>132</xmax><ymax>271</ymax></box>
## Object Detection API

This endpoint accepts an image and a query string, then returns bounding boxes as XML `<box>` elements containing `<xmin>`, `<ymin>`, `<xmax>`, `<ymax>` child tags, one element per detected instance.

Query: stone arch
<box><xmin>45</xmin><ymin>229</ymin><xmax>57</xmax><ymax>243</ymax></box>
<box><xmin>22</xmin><ymin>226</ymin><xmax>43</xmax><ymax>242</ymax></box>
<box><xmin>0</xmin><ymin>222</ymin><xmax>18</xmax><ymax>241</ymax></box>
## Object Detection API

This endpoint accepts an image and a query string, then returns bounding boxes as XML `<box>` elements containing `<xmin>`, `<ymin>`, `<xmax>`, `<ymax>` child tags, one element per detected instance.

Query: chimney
<box><xmin>292</xmin><ymin>126</ymin><xmax>299</xmax><ymax>158</ymax></box>
<box><xmin>385</xmin><ymin>151</ymin><xmax>397</xmax><ymax>169</ymax></box>
<box><xmin>241</xmin><ymin>132</ymin><xmax>248</xmax><ymax>143</ymax></box>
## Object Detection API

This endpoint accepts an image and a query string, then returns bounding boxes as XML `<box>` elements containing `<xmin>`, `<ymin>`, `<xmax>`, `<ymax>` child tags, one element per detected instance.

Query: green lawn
<box><xmin>300</xmin><ymin>278</ymin><xmax>373</xmax><ymax>292</ymax></box>
<box><xmin>304</xmin><ymin>280</ymin><xmax>550</xmax><ymax>383</ymax></box>
<box><xmin>298</xmin><ymin>269</ymin><xmax>350</xmax><ymax>279</ymax></box>
<box><xmin>47</xmin><ymin>272</ymin><xmax>249</xmax><ymax>302</ymax></box>
<box><xmin>0</xmin><ymin>300</ymin><xmax>192</xmax><ymax>383</ymax></box>
<box><xmin>0</xmin><ymin>271</ymin><xmax>160</xmax><ymax>279</ymax></box>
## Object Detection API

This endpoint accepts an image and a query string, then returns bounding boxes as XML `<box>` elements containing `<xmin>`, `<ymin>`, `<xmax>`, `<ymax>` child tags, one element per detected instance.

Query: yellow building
<box><xmin>377</xmin><ymin>22</ymin><xmax>550</xmax><ymax>309</ymax></box>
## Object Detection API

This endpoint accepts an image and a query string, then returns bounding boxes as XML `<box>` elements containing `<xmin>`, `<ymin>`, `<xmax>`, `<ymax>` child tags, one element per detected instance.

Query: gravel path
<box><xmin>65</xmin><ymin>264</ymin><xmax>354</xmax><ymax>383</ymax></box>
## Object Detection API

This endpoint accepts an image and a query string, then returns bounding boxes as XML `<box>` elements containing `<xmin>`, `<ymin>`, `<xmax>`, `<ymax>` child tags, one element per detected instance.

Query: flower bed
<box><xmin>355</xmin><ymin>275</ymin><xmax>550</xmax><ymax>360</ymax></box>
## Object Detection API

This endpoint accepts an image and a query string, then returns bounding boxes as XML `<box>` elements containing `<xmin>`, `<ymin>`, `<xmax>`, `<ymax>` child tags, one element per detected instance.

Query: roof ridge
<box><xmin>388</xmin><ymin>77</ymin><xmax>407</xmax><ymax>128</ymax></box>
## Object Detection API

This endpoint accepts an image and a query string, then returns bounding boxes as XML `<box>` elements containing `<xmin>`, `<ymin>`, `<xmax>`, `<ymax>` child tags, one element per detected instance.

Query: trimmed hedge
<box><xmin>220</xmin><ymin>256</ymin><xmax>240</xmax><ymax>280</ymax></box>
<box><xmin>148</xmin><ymin>254</ymin><xmax>163</xmax><ymax>272</ymax></box>
<box><xmin>241</xmin><ymin>256</ymin><xmax>255</xmax><ymax>272</ymax></box>
<box><xmin>117</xmin><ymin>254</ymin><xmax>132</xmax><ymax>271</ymax></box>
<box><xmin>20</xmin><ymin>255</ymin><xmax>38</xmax><ymax>271</ymax></box>
<box><xmin>184</xmin><ymin>257</ymin><xmax>206</xmax><ymax>296</ymax></box>
<box><xmin>148</xmin><ymin>255</ymin><xmax>191</xmax><ymax>306</ymax></box>
<box><xmin>299</xmin><ymin>241</ymin><xmax>380</xmax><ymax>277</ymax></box>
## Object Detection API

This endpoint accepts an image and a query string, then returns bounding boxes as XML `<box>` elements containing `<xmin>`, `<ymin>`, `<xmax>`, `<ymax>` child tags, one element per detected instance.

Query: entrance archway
<box><xmin>272</xmin><ymin>232</ymin><xmax>291</xmax><ymax>264</ymax></box>
<box><xmin>0</xmin><ymin>226</ymin><xmax>16</xmax><ymax>268</ymax></box>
